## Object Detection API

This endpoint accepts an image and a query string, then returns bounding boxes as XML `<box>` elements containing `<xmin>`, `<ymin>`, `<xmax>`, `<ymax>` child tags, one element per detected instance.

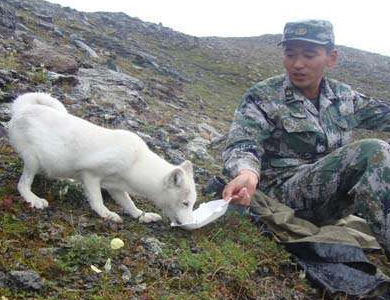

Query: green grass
<box><xmin>0</xmin><ymin>52</ymin><xmax>21</xmax><ymax>71</ymax></box>
<box><xmin>1</xmin><ymin>213</ymin><xmax>27</xmax><ymax>235</ymax></box>
<box><xmin>0</xmin><ymin>162</ymin><xmax>309</xmax><ymax>299</ymax></box>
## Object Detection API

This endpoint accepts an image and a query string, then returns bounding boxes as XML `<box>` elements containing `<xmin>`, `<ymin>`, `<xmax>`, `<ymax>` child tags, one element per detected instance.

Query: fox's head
<box><xmin>160</xmin><ymin>160</ymin><xmax>197</xmax><ymax>225</ymax></box>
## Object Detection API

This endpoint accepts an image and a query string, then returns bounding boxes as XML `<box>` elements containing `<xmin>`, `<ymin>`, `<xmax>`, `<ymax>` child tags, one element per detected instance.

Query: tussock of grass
<box><xmin>1</xmin><ymin>213</ymin><xmax>27</xmax><ymax>235</ymax></box>
<box><xmin>0</xmin><ymin>52</ymin><xmax>20</xmax><ymax>71</ymax></box>
<box><xmin>57</xmin><ymin>234</ymin><xmax>116</xmax><ymax>271</ymax></box>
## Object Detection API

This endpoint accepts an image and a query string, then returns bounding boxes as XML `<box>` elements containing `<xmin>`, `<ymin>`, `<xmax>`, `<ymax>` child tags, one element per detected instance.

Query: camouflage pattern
<box><xmin>278</xmin><ymin>139</ymin><xmax>390</xmax><ymax>250</ymax></box>
<box><xmin>223</xmin><ymin>74</ymin><xmax>390</xmax><ymax>250</ymax></box>
<box><xmin>279</xmin><ymin>20</ymin><xmax>335</xmax><ymax>46</ymax></box>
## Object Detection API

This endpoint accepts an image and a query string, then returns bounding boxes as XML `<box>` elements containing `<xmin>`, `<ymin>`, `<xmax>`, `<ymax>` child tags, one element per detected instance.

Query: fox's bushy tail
<box><xmin>11</xmin><ymin>92</ymin><xmax>67</xmax><ymax>115</ymax></box>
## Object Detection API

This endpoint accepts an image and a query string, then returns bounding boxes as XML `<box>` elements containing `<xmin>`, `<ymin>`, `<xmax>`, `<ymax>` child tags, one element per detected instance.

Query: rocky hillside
<box><xmin>1</xmin><ymin>0</ymin><xmax>390</xmax><ymax>299</ymax></box>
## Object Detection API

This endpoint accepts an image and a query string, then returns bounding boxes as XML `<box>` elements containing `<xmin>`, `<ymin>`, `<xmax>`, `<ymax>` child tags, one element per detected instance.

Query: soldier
<box><xmin>222</xmin><ymin>20</ymin><xmax>390</xmax><ymax>252</ymax></box>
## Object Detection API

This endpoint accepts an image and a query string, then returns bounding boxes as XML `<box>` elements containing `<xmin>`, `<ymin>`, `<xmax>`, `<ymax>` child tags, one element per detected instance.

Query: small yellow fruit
<box><xmin>110</xmin><ymin>238</ymin><xmax>125</xmax><ymax>250</ymax></box>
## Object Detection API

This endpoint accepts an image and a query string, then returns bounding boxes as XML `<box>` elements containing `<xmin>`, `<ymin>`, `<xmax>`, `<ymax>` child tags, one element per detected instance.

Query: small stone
<box><xmin>0</xmin><ymin>271</ymin><xmax>7</xmax><ymax>288</ymax></box>
<box><xmin>141</xmin><ymin>237</ymin><xmax>165</xmax><ymax>256</ymax></box>
<box><xmin>10</xmin><ymin>270</ymin><xmax>43</xmax><ymax>290</ymax></box>
<box><xmin>119</xmin><ymin>264</ymin><xmax>132</xmax><ymax>282</ymax></box>
<box><xmin>133</xmin><ymin>283</ymin><xmax>147</xmax><ymax>293</ymax></box>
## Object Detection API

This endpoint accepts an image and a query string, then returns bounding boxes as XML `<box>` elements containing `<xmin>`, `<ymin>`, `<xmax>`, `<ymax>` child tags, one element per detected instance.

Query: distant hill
<box><xmin>1</xmin><ymin>0</ymin><xmax>390</xmax><ymax>132</ymax></box>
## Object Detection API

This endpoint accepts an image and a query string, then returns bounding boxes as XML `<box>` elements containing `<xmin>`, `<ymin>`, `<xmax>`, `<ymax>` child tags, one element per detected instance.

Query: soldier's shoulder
<box><xmin>247</xmin><ymin>74</ymin><xmax>285</xmax><ymax>102</ymax></box>
<box><xmin>326</xmin><ymin>78</ymin><xmax>355</xmax><ymax>96</ymax></box>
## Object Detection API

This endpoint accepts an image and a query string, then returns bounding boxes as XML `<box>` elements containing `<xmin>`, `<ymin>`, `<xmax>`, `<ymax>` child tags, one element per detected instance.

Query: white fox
<box><xmin>8</xmin><ymin>92</ymin><xmax>196</xmax><ymax>224</ymax></box>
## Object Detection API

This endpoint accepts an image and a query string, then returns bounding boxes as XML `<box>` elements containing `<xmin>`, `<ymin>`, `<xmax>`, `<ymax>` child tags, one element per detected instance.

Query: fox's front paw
<box><xmin>105</xmin><ymin>211</ymin><xmax>123</xmax><ymax>223</ymax></box>
<box><xmin>28</xmin><ymin>196</ymin><xmax>49</xmax><ymax>209</ymax></box>
<box><xmin>139</xmin><ymin>212</ymin><xmax>162</xmax><ymax>223</ymax></box>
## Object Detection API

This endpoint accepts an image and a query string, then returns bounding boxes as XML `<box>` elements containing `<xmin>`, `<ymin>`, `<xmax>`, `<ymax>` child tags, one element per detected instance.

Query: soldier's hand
<box><xmin>222</xmin><ymin>170</ymin><xmax>258</xmax><ymax>206</ymax></box>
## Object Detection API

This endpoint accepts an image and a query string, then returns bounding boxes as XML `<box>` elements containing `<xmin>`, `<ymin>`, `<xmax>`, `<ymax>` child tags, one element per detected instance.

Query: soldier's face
<box><xmin>282</xmin><ymin>41</ymin><xmax>337</xmax><ymax>98</ymax></box>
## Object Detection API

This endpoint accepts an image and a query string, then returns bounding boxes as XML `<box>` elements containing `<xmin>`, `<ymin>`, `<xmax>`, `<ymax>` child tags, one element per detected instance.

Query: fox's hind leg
<box><xmin>18</xmin><ymin>159</ymin><xmax>48</xmax><ymax>209</ymax></box>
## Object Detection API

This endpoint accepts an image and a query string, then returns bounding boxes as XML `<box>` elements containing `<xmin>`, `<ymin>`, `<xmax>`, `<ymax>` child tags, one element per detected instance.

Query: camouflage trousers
<box><xmin>266</xmin><ymin>138</ymin><xmax>390</xmax><ymax>251</ymax></box>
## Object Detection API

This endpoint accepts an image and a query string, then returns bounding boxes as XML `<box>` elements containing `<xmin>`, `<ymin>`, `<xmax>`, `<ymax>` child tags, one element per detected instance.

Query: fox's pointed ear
<box><xmin>180</xmin><ymin>160</ymin><xmax>193</xmax><ymax>175</ymax></box>
<box><xmin>166</xmin><ymin>168</ymin><xmax>185</xmax><ymax>188</ymax></box>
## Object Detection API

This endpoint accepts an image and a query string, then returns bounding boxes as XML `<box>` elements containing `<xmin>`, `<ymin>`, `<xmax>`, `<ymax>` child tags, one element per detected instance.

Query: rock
<box><xmin>194</xmin><ymin>165</ymin><xmax>211</xmax><ymax>181</ymax></box>
<box><xmin>47</xmin><ymin>71</ymin><xmax>79</xmax><ymax>86</ymax></box>
<box><xmin>0</xmin><ymin>103</ymin><xmax>11</xmax><ymax>121</ymax></box>
<box><xmin>166</xmin><ymin>148</ymin><xmax>186</xmax><ymax>165</ymax></box>
<box><xmin>154</xmin><ymin>128</ymin><xmax>169</xmax><ymax>143</ymax></box>
<box><xmin>119</xmin><ymin>264</ymin><xmax>132</xmax><ymax>282</ymax></box>
<box><xmin>166</xmin><ymin>102</ymin><xmax>181</xmax><ymax>110</ymax></box>
<box><xmin>0</xmin><ymin>124</ymin><xmax>7</xmax><ymax>138</ymax></box>
<box><xmin>72</xmin><ymin>39</ymin><xmax>99</xmax><ymax>59</ymax></box>
<box><xmin>202</xmin><ymin>176</ymin><xmax>227</xmax><ymax>198</ymax></box>
<box><xmin>0</xmin><ymin>91</ymin><xmax>14</xmax><ymax>103</ymax></box>
<box><xmin>38</xmin><ymin>247</ymin><xmax>61</xmax><ymax>256</ymax></box>
<box><xmin>53</xmin><ymin>28</ymin><xmax>64</xmax><ymax>37</ymax></box>
<box><xmin>0</xmin><ymin>4</ymin><xmax>16</xmax><ymax>30</ymax></box>
<box><xmin>22</xmin><ymin>39</ymin><xmax>78</xmax><ymax>74</ymax></box>
<box><xmin>126</xmin><ymin>119</ymin><xmax>140</xmax><ymax>130</ymax></box>
<box><xmin>136</xmin><ymin>131</ymin><xmax>154</xmax><ymax>147</ymax></box>
<box><xmin>133</xmin><ymin>51</ymin><xmax>190</xmax><ymax>82</ymax></box>
<box><xmin>33</xmin><ymin>12</ymin><xmax>53</xmax><ymax>23</ymax></box>
<box><xmin>106</xmin><ymin>58</ymin><xmax>119</xmax><ymax>72</ymax></box>
<box><xmin>9</xmin><ymin>270</ymin><xmax>43</xmax><ymax>290</ymax></box>
<box><xmin>186</xmin><ymin>136</ymin><xmax>214</xmax><ymax>161</ymax></box>
<box><xmin>70</xmin><ymin>34</ymin><xmax>99</xmax><ymax>58</ymax></box>
<box><xmin>0</xmin><ymin>77</ymin><xmax>7</xmax><ymax>88</ymax></box>
<box><xmin>133</xmin><ymin>283</ymin><xmax>147</xmax><ymax>293</ymax></box>
<box><xmin>198</xmin><ymin>123</ymin><xmax>223</xmax><ymax>143</ymax></box>
<box><xmin>140</xmin><ymin>237</ymin><xmax>165</xmax><ymax>256</ymax></box>
<box><xmin>210</xmin><ymin>134</ymin><xmax>227</xmax><ymax>149</ymax></box>
<box><xmin>71</xmin><ymin>67</ymin><xmax>147</xmax><ymax>110</ymax></box>
<box><xmin>171</xmin><ymin>116</ymin><xmax>196</xmax><ymax>136</ymax></box>
<box><xmin>0</xmin><ymin>69</ymin><xmax>19</xmax><ymax>87</ymax></box>
<box><xmin>37</xmin><ymin>21</ymin><xmax>56</xmax><ymax>31</ymax></box>
<box><xmin>171</xmin><ymin>132</ymin><xmax>190</xmax><ymax>144</ymax></box>
<box><xmin>133</xmin><ymin>271</ymin><xmax>144</xmax><ymax>284</ymax></box>
<box><xmin>0</xmin><ymin>271</ymin><xmax>7</xmax><ymax>288</ymax></box>
<box><xmin>154</xmin><ymin>83</ymin><xmax>170</xmax><ymax>94</ymax></box>
<box><xmin>16</xmin><ymin>23</ymin><xmax>31</xmax><ymax>33</ymax></box>
<box><xmin>166</xmin><ymin>123</ymin><xmax>184</xmax><ymax>134</ymax></box>
<box><xmin>161</xmin><ymin>259</ymin><xmax>182</xmax><ymax>276</ymax></box>
<box><xmin>134</xmin><ymin>52</ymin><xmax>159</xmax><ymax>69</ymax></box>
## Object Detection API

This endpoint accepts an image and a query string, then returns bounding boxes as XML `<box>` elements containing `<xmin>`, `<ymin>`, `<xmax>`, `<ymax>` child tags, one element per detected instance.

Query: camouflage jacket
<box><xmin>223</xmin><ymin>74</ymin><xmax>390</xmax><ymax>189</ymax></box>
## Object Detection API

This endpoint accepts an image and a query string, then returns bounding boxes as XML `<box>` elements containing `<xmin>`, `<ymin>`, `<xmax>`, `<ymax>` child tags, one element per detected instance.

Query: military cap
<box><xmin>278</xmin><ymin>20</ymin><xmax>335</xmax><ymax>46</ymax></box>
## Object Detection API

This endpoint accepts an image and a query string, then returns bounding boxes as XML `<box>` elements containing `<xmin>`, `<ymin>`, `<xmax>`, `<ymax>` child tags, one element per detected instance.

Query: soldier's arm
<box><xmin>352</xmin><ymin>91</ymin><xmax>390</xmax><ymax>131</ymax></box>
<box><xmin>222</xmin><ymin>91</ymin><xmax>273</xmax><ymax>203</ymax></box>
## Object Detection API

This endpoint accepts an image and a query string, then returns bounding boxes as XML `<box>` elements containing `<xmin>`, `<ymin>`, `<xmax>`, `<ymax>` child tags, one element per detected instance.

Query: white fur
<box><xmin>9</xmin><ymin>92</ymin><xmax>197</xmax><ymax>224</ymax></box>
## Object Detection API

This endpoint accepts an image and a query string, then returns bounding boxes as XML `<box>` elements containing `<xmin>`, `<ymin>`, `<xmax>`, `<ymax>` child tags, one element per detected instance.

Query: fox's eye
<box><xmin>183</xmin><ymin>201</ymin><xmax>189</xmax><ymax>207</ymax></box>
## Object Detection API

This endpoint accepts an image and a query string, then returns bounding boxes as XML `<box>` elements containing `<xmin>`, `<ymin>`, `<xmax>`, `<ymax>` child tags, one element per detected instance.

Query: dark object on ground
<box><xmin>285</xmin><ymin>242</ymin><xmax>390</xmax><ymax>298</ymax></box>
<box><xmin>0</xmin><ymin>125</ymin><xmax>7</xmax><ymax>138</ymax></box>
<box><xmin>202</xmin><ymin>175</ymin><xmax>226</xmax><ymax>198</ymax></box>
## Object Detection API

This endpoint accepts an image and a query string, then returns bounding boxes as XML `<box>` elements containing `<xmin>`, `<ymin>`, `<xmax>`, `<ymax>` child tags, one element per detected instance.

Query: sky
<box><xmin>46</xmin><ymin>0</ymin><xmax>390</xmax><ymax>57</ymax></box>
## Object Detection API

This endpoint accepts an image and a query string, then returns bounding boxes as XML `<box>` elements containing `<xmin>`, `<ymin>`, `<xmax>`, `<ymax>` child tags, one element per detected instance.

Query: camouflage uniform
<box><xmin>223</xmin><ymin>71</ymin><xmax>390</xmax><ymax>250</ymax></box>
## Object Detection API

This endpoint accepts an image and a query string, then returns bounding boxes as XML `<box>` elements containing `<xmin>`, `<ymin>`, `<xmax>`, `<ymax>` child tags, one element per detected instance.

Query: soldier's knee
<box><xmin>353</xmin><ymin>138</ymin><xmax>390</xmax><ymax>160</ymax></box>
<box><xmin>355</xmin><ymin>138</ymin><xmax>389</xmax><ymax>149</ymax></box>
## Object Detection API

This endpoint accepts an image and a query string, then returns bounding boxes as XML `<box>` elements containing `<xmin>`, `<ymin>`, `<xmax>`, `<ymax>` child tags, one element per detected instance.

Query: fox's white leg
<box><xmin>18</xmin><ymin>163</ymin><xmax>48</xmax><ymax>209</ymax></box>
<box><xmin>81</xmin><ymin>173</ymin><xmax>122</xmax><ymax>223</ymax></box>
<box><xmin>107</xmin><ymin>189</ymin><xmax>162</xmax><ymax>223</ymax></box>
